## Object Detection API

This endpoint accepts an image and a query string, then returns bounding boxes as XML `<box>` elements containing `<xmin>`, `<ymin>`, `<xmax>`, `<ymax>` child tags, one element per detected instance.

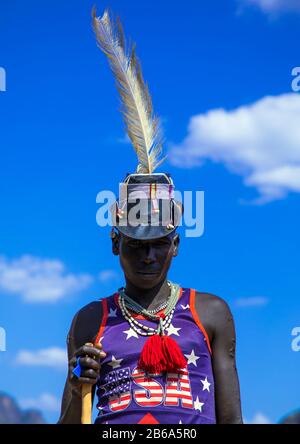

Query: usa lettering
<box><xmin>107</xmin><ymin>367</ymin><xmax>193</xmax><ymax>412</ymax></box>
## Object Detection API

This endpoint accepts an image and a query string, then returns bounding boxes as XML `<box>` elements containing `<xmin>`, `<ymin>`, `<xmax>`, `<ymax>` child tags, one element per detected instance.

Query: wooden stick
<box><xmin>81</xmin><ymin>342</ymin><xmax>102</xmax><ymax>424</ymax></box>
<box><xmin>81</xmin><ymin>382</ymin><xmax>93</xmax><ymax>424</ymax></box>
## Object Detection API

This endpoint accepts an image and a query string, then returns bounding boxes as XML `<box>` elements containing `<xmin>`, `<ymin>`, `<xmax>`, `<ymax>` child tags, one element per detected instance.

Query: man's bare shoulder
<box><xmin>74</xmin><ymin>293</ymin><xmax>116</xmax><ymax>320</ymax></box>
<box><xmin>194</xmin><ymin>291</ymin><xmax>232</xmax><ymax>313</ymax></box>
<box><xmin>193</xmin><ymin>291</ymin><xmax>234</xmax><ymax>340</ymax></box>
<box><xmin>69</xmin><ymin>294</ymin><xmax>115</xmax><ymax>347</ymax></box>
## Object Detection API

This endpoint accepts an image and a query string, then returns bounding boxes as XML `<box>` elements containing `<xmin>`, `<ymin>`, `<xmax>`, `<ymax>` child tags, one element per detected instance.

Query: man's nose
<box><xmin>143</xmin><ymin>245</ymin><xmax>156</xmax><ymax>263</ymax></box>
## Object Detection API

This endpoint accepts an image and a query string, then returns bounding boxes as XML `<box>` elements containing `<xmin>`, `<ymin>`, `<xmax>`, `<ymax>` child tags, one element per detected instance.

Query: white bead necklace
<box><xmin>118</xmin><ymin>281</ymin><xmax>180</xmax><ymax>337</ymax></box>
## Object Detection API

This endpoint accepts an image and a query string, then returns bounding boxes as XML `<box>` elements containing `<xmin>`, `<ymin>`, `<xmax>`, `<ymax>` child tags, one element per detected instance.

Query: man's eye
<box><xmin>156</xmin><ymin>241</ymin><xmax>169</xmax><ymax>246</ymax></box>
<box><xmin>129</xmin><ymin>241</ymin><xmax>141</xmax><ymax>247</ymax></box>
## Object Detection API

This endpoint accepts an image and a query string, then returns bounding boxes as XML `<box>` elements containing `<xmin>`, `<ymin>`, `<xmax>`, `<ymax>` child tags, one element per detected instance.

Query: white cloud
<box><xmin>245</xmin><ymin>412</ymin><xmax>272</xmax><ymax>424</ymax></box>
<box><xmin>235</xmin><ymin>297</ymin><xmax>269</xmax><ymax>307</ymax></box>
<box><xmin>240</xmin><ymin>0</ymin><xmax>300</xmax><ymax>14</ymax></box>
<box><xmin>0</xmin><ymin>254</ymin><xmax>93</xmax><ymax>302</ymax></box>
<box><xmin>16</xmin><ymin>347</ymin><xmax>67</xmax><ymax>370</ymax></box>
<box><xmin>98</xmin><ymin>269</ymin><xmax>119</xmax><ymax>283</ymax></box>
<box><xmin>19</xmin><ymin>393</ymin><xmax>61</xmax><ymax>412</ymax></box>
<box><xmin>169</xmin><ymin>94</ymin><xmax>300</xmax><ymax>204</ymax></box>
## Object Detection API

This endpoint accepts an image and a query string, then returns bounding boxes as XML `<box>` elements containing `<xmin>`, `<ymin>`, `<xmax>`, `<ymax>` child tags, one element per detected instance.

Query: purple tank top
<box><xmin>94</xmin><ymin>287</ymin><xmax>216</xmax><ymax>424</ymax></box>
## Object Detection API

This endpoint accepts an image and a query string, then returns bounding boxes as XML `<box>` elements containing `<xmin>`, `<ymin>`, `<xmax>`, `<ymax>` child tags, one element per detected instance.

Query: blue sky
<box><xmin>0</xmin><ymin>0</ymin><xmax>300</xmax><ymax>424</ymax></box>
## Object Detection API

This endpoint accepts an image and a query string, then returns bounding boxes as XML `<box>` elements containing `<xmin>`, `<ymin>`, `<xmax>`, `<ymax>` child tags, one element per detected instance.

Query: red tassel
<box><xmin>161</xmin><ymin>335</ymin><xmax>187</xmax><ymax>372</ymax></box>
<box><xmin>138</xmin><ymin>335</ymin><xmax>165</xmax><ymax>374</ymax></box>
<box><xmin>138</xmin><ymin>334</ymin><xmax>187</xmax><ymax>374</ymax></box>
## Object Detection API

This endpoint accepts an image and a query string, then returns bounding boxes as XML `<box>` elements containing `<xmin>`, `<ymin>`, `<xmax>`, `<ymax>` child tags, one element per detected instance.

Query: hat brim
<box><xmin>110</xmin><ymin>200</ymin><xmax>182</xmax><ymax>240</ymax></box>
<box><xmin>116</xmin><ymin>224</ymin><xmax>177</xmax><ymax>240</ymax></box>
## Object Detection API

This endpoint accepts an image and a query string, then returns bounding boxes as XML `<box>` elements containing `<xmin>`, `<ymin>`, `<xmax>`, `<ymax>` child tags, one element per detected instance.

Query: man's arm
<box><xmin>58</xmin><ymin>301</ymin><xmax>105</xmax><ymax>424</ymax></box>
<box><xmin>195</xmin><ymin>292</ymin><xmax>243</xmax><ymax>424</ymax></box>
<box><xmin>210</xmin><ymin>297</ymin><xmax>243</xmax><ymax>424</ymax></box>
<box><xmin>57</xmin><ymin>331</ymin><xmax>85</xmax><ymax>424</ymax></box>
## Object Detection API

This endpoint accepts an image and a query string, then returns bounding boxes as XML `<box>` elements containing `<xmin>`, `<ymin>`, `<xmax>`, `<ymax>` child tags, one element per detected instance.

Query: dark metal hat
<box><xmin>110</xmin><ymin>173</ymin><xmax>183</xmax><ymax>240</ymax></box>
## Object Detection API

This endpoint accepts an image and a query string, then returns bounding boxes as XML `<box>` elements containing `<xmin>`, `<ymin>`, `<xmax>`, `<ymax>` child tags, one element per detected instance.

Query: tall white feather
<box><xmin>92</xmin><ymin>8</ymin><xmax>166</xmax><ymax>174</ymax></box>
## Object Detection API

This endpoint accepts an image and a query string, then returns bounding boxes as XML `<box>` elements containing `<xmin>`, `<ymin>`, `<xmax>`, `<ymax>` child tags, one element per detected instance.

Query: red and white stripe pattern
<box><xmin>164</xmin><ymin>367</ymin><xmax>193</xmax><ymax>409</ymax></box>
<box><xmin>132</xmin><ymin>368</ymin><xmax>164</xmax><ymax>407</ymax></box>
<box><xmin>107</xmin><ymin>367</ymin><xmax>132</xmax><ymax>412</ymax></box>
<box><xmin>109</xmin><ymin>392</ymin><xmax>131</xmax><ymax>412</ymax></box>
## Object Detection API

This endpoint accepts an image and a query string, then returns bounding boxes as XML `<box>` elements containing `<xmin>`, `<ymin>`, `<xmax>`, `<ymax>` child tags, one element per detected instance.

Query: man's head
<box><xmin>111</xmin><ymin>229</ymin><xmax>180</xmax><ymax>289</ymax></box>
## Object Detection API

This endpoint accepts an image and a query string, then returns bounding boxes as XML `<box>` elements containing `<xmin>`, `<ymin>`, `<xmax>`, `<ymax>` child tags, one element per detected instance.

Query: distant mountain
<box><xmin>0</xmin><ymin>392</ymin><xmax>46</xmax><ymax>424</ymax></box>
<box><xmin>279</xmin><ymin>410</ymin><xmax>300</xmax><ymax>424</ymax></box>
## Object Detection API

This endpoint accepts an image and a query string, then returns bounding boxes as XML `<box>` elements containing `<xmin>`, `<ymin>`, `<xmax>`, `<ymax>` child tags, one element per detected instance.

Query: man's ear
<box><xmin>110</xmin><ymin>229</ymin><xmax>120</xmax><ymax>256</ymax></box>
<box><xmin>172</xmin><ymin>233</ymin><xmax>180</xmax><ymax>257</ymax></box>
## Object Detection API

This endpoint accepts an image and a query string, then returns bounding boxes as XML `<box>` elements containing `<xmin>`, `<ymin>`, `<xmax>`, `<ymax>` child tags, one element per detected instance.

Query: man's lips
<box><xmin>136</xmin><ymin>270</ymin><xmax>160</xmax><ymax>275</ymax></box>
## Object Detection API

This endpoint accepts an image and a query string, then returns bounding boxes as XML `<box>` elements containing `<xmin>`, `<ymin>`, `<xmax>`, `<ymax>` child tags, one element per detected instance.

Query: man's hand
<box><xmin>69</xmin><ymin>343</ymin><xmax>106</xmax><ymax>395</ymax></box>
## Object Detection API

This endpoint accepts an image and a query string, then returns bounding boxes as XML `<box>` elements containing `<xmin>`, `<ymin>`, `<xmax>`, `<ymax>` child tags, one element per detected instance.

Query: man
<box><xmin>58</xmin><ymin>9</ymin><xmax>243</xmax><ymax>424</ymax></box>
<box><xmin>58</xmin><ymin>193</ymin><xmax>242</xmax><ymax>423</ymax></box>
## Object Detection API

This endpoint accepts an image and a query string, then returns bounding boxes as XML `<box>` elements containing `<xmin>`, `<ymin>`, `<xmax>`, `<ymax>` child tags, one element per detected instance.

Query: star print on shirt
<box><xmin>165</xmin><ymin>324</ymin><xmax>181</xmax><ymax>336</ymax></box>
<box><xmin>184</xmin><ymin>349</ymin><xmax>200</xmax><ymax>366</ymax></box>
<box><xmin>97</xmin><ymin>406</ymin><xmax>105</xmax><ymax>415</ymax></box>
<box><xmin>201</xmin><ymin>376</ymin><xmax>211</xmax><ymax>392</ymax></box>
<box><xmin>108</xmin><ymin>355</ymin><xmax>124</xmax><ymax>369</ymax></box>
<box><xmin>181</xmin><ymin>304</ymin><xmax>190</xmax><ymax>310</ymax></box>
<box><xmin>194</xmin><ymin>396</ymin><xmax>204</xmax><ymax>412</ymax></box>
<box><xmin>108</xmin><ymin>308</ymin><xmax>118</xmax><ymax>318</ymax></box>
<box><xmin>123</xmin><ymin>327</ymin><xmax>139</xmax><ymax>340</ymax></box>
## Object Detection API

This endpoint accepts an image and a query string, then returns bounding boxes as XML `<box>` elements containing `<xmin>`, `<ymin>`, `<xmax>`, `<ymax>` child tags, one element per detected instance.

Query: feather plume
<box><xmin>92</xmin><ymin>7</ymin><xmax>166</xmax><ymax>174</ymax></box>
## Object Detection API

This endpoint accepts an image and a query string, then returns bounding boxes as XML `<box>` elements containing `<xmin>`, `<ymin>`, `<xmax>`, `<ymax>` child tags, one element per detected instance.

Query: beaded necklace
<box><xmin>118</xmin><ymin>281</ymin><xmax>180</xmax><ymax>337</ymax></box>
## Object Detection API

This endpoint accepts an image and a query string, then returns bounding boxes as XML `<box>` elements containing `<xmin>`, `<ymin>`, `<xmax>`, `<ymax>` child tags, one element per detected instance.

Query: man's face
<box><xmin>112</xmin><ymin>231</ymin><xmax>179</xmax><ymax>289</ymax></box>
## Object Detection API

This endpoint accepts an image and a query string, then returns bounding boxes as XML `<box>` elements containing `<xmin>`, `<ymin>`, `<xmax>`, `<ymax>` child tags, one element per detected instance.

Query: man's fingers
<box><xmin>79</xmin><ymin>357</ymin><xmax>101</xmax><ymax>372</ymax></box>
<box><xmin>79</xmin><ymin>349</ymin><xmax>106</xmax><ymax>361</ymax></box>
<box><xmin>69</xmin><ymin>343</ymin><xmax>106</xmax><ymax>386</ymax></box>
<box><xmin>80</xmin><ymin>368</ymin><xmax>99</xmax><ymax>379</ymax></box>
<box><xmin>83</xmin><ymin>344</ymin><xmax>103</xmax><ymax>353</ymax></box>
<box><xmin>77</xmin><ymin>344</ymin><xmax>105</xmax><ymax>360</ymax></box>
